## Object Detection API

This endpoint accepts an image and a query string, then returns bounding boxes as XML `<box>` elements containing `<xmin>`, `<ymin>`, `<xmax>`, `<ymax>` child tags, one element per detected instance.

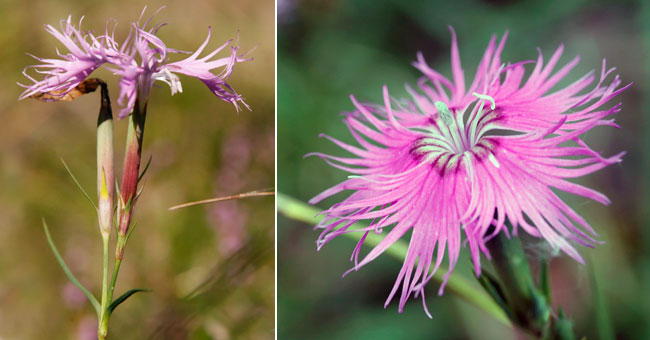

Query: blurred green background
<box><xmin>0</xmin><ymin>0</ymin><xmax>274</xmax><ymax>339</ymax></box>
<box><xmin>278</xmin><ymin>0</ymin><xmax>649</xmax><ymax>339</ymax></box>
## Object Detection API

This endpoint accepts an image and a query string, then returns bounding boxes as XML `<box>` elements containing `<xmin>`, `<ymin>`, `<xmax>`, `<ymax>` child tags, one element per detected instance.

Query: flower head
<box><xmin>110</xmin><ymin>7</ymin><xmax>252</xmax><ymax>118</ymax></box>
<box><xmin>310</xmin><ymin>28</ymin><xmax>628</xmax><ymax>317</ymax></box>
<box><xmin>18</xmin><ymin>16</ymin><xmax>119</xmax><ymax>100</ymax></box>
<box><xmin>19</xmin><ymin>7</ymin><xmax>251</xmax><ymax>118</ymax></box>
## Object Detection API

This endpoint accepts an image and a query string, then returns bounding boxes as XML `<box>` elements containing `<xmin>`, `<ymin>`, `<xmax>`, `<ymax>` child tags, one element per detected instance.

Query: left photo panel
<box><xmin>1</xmin><ymin>1</ymin><xmax>275</xmax><ymax>339</ymax></box>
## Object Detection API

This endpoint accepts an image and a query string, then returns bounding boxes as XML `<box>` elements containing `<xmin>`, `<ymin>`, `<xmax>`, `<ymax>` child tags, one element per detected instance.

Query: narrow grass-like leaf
<box><xmin>125</xmin><ymin>220</ymin><xmax>138</xmax><ymax>243</ymax></box>
<box><xmin>60</xmin><ymin>157</ymin><xmax>97</xmax><ymax>210</ymax></box>
<box><xmin>42</xmin><ymin>218</ymin><xmax>100</xmax><ymax>313</ymax></box>
<box><xmin>138</xmin><ymin>155</ymin><xmax>153</xmax><ymax>183</ymax></box>
<box><xmin>107</xmin><ymin>288</ymin><xmax>150</xmax><ymax>313</ymax></box>
<box><xmin>135</xmin><ymin>182</ymin><xmax>146</xmax><ymax>200</ymax></box>
<box><xmin>277</xmin><ymin>193</ymin><xmax>510</xmax><ymax>326</ymax></box>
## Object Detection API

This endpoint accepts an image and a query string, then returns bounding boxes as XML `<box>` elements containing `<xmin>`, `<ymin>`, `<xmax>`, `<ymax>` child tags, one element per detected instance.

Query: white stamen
<box><xmin>153</xmin><ymin>68</ymin><xmax>183</xmax><ymax>95</ymax></box>
<box><xmin>472</xmin><ymin>92</ymin><xmax>496</xmax><ymax>110</ymax></box>
<box><xmin>434</xmin><ymin>101</ymin><xmax>455</xmax><ymax>127</ymax></box>
<box><xmin>488</xmin><ymin>153</ymin><xmax>500</xmax><ymax>168</ymax></box>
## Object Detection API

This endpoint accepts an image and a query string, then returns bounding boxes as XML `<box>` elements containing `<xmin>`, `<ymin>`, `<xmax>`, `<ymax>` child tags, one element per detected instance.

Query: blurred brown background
<box><xmin>0</xmin><ymin>0</ymin><xmax>274</xmax><ymax>339</ymax></box>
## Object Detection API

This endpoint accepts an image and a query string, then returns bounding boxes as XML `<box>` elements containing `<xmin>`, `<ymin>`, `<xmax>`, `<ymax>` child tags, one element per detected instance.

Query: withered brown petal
<box><xmin>30</xmin><ymin>78</ymin><xmax>105</xmax><ymax>102</ymax></box>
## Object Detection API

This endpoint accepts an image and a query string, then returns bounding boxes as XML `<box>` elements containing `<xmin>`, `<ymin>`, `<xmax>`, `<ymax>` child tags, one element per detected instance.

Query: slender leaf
<box><xmin>135</xmin><ymin>182</ymin><xmax>146</xmax><ymax>200</ymax></box>
<box><xmin>107</xmin><ymin>288</ymin><xmax>150</xmax><ymax>313</ymax></box>
<box><xmin>42</xmin><ymin>218</ymin><xmax>100</xmax><ymax>313</ymax></box>
<box><xmin>138</xmin><ymin>155</ymin><xmax>153</xmax><ymax>182</ymax></box>
<box><xmin>60</xmin><ymin>157</ymin><xmax>97</xmax><ymax>210</ymax></box>
<box><xmin>125</xmin><ymin>220</ymin><xmax>138</xmax><ymax>243</ymax></box>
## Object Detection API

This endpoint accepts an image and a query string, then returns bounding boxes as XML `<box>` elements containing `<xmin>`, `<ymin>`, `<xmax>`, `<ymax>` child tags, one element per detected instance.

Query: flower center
<box><xmin>411</xmin><ymin>94</ymin><xmax>501</xmax><ymax>175</ymax></box>
<box><xmin>153</xmin><ymin>68</ymin><xmax>183</xmax><ymax>95</ymax></box>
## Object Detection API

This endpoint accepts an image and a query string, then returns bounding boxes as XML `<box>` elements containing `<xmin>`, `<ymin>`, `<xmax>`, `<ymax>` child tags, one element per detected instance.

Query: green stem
<box><xmin>98</xmin><ymin>315</ymin><xmax>109</xmax><ymax>340</ymax></box>
<box><xmin>109</xmin><ymin>259</ymin><xmax>122</xmax><ymax>304</ymax></box>
<box><xmin>109</xmin><ymin>235</ymin><xmax>126</xmax><ymax>303</ymax></box>
<box><xmin>487</xmin><ymin>232</ymin><xmax>549</xmax><ymax>334</ymax></box>
<box><xmin>97</xmin><ymin>224</ymin><xmax>128</xmax><ymax>340</ymax></box>
<box><xmin>98</xmin><ymin>253</ymin><xmax>123</xmax><ymax>340</ymax></box>
<box><xmin>277</xmin><ymin>193</ymin><xmax>510</xmax><ymax>326</ymax></box>
<box><xmin>482</xmin><ymin>231</ymin><xmax>578</xmax><ymax>339</ymax></box>
<box><xmin>98</xmin><ymin>235</ymin><xmax>110</xmax><ymax>340</ymax></box>
<box><xmin>101</xmin><ymin>236</ymin><xmax>110</xmax><ymax>307</ymax></box>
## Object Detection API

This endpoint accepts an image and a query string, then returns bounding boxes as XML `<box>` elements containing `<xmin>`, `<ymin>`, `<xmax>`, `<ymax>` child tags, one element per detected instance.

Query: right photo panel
<box><xmin>278</xmin><ymin>1</ymin><xmax>646</xmax><ymax>339</ymax></box>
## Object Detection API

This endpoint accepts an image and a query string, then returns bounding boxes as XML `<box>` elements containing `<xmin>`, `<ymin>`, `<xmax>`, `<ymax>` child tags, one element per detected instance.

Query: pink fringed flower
<box><xmin>19</xmin><ymin>7</ymin><xmax>251</xmax><ymax>118</ymax></box>
<box><xmin>309</xmin><ymin>28</ymin><xmax>628</xmax><ymax>317</ymax></box>
<box><xmin>110</xmin><ymin>7</ymin><xmax>252</xmax><ymax>118</ymax></box>
<box><xmin>18</xmin><ymin>16</ymin><xmax>120</xmax><ymax>100</ymax></box>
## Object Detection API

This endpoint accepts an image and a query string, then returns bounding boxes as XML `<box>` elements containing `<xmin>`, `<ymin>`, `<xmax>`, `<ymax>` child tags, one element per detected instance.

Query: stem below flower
<box><xmin>98</xmin><ymin>235</ymin><xmax>110</xmax><ymax>340</ymax></box>
<box><xmin>277</xmin><ymin>193</ymin><xmax>511</xmax><ymax>325</ymax></box>
<box><xmin>483</xmin><ymin>231</ymin><xmax>578</xmax><ymax>339</ymax></box>
<box><xmin>110</xmin><ymin>235</ymin><xmax>126</xmax><ymax>301</ymax></box>
<box><xmin>487</xmin><ymin>232</ymin><xmax>549</xmax><ymax>331</ymax></box>
<box><xmin>98</xmin><ymin>98</ymin><xmax>148</xmax><ymax>338</ymax></box>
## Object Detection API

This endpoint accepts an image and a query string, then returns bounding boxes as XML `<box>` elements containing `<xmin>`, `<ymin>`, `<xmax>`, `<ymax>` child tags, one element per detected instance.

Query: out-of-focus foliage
<box><xmin>278</xmin><ymin>0</ymin><xmax>648</xmax><ymax>339</ymax></box>
<box><xmin>0</xmin><ymin>0</ymin><xmax>274</xmax><ymax>339</ymax></box>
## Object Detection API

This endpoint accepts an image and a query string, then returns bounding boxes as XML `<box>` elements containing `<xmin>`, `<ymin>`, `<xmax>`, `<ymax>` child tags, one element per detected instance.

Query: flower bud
<box><xmin>97</xmin><ymin>82</ymin><xmax>114</xmax><ymax>237</ymax></box>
